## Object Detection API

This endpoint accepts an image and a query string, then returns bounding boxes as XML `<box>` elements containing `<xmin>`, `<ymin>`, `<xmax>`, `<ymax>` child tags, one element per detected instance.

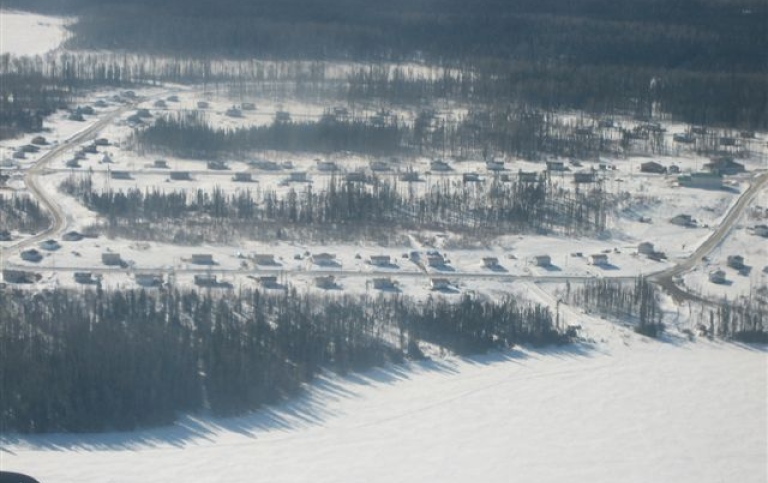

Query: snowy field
<box><xmin>2</xmin><ymin>338</ymin><xmax>765</xmax><ymax>483</ymax></box>
<box><xmin>0</xmin><ymin>10</ymin><xmax>68</xmax><ymax>56</ymax></box>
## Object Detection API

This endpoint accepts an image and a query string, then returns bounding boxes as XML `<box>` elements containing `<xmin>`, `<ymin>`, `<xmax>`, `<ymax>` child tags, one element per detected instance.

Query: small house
<box><xmin>94</xmin><ymin>138</ymin><xmax>109</xmax><ymax>146</ymax></box>
<box><xmin>752</xmin><ymin>225</ymin><xmax>768</xmax><ymax>238</ymax></box>
<box><xmin>275</xmin><ymin>111</ymin><xmax>291</xmax><ymax>123</ymax></box>
<box><xmin>136</xmin><ymin>108</ymin><xmax>152</xmax><ymax>119</ymax></box>
<box><xmin>194</xmin><ymin>274</ymin><xmax>218</xmax><ymax>287</ymax></box>
<box><xmin>640</xmin><ymin>161</ymin><xmax>666</xmax><ymax>174</ymax></box>
<box><xmin>101</xmin><ymin>252</ymin><xmax>122</xmax><ymax>266</ymax></box>
<box><xmin>3</xmin><ymin>269</ymin><xmax>36</xmax><ymax>284</ymax></box>
<box><xmin>370</xmin><ymin>160</ymin><xmax>390</xmax><ymax>171</ymax></box>
<box><xmin>258</xmin><ymin>276</ymin><xmax>279</xmax><ymax>287</ymax></box>
<box><xmin>39</xmin><ymin>239</ymin><xmax>60</xmax><ymax>251</ymax></box>
<box><xmin>0</xmin><ymin>230</ymin><xmax>11</xmax><ymax>241</ymax></box>
<box><xmin>252</xmin><ymin>254</ymin><xmax>277</xmax><ymax>266</ymax></box>
<box><xmin>153</xmin><ymin>100</ymin><xmax>167</xmax><ymax>108</ymax></box>
<box><xmin>241</xmin><ymin>102</ymin><xmax>256</xmax><ymax>111</ymax></box>
<box><xmin>346</xmin><ymin>172</ymin><xmax>367</xmax><ymax>183</ymax></box>
<box><xmin>12</xmin><ymin>151</ymin><xmax>26</xmax><ymax>159</ymax></box>
<box><xmin>573</xmin><ymin>172</ymin><xmax>596</xmax><ymax>184</ymax></box>
<box><xmin>289</xmin><ymin>171</ymin><xmax>308</xmax><ymax>182</ymax></box>
<box><xmin>252</xmin><ymin>160</ymin><xmax>280</xmax><ymax>170</ymax></box>
<box><xmin>170</xmin><ymin>171</ymin><xmax>192</xmax><ymax>181</ymax></box>
<box><xmin>518</xmin><ymin>171</ymin><xmax>538</xmax><ymax>183</ymax></box>
<box><xmin>426</xmin><ymin>253</ymin><xmax>446</xmax><ymax>267</ymax></box>
<box><xmin>678</xmin><ymin>173</ymin><xmax>722</xmax><ymax>189</ymax></box>
<box><xmin>482</xmin><ymin>257</ymin><xmax>499</xmax><ymax>268</ymax></box>
<box><xmin>233</xmin><ymin>172</ymin><xmax>253</xmax><ymax>182</ymax></box>
<box><xmin>430</xmin><ymin>278</ymin><xmax>452</xmax><ymax>290</ymax></box>
<box><xmin>312</xmin><ymin>253</ymin><xmax>337</xmax><ymax>266</ymax></box>
<box><xmin>703</xmin><ymin>158</ymin><xmax>745</xmax><ymax>176</ymax></box>
<box><xmin>135</xmin><ymin>273</ymin><xmax>163</xmax><ymax>287</ymax></box>
<box><xmin>590</xmin><ymin>253</ymin><xmax>609</xmax><ymax>266</ymax></box>
<box><xmin>369</xmin><ymin>255</ymin><xmax>391</xmax><ymax>266</ymax></box>
<box><xmin>463</xmin><ymin>173</ymin><xmax>481</xmax><ymax>183</ymax></box>
<box><xmin>20</xmin><ymin>249</ymin><xmax>43</xmax><ymax>262</ymax></box>
<box><xmin>673</xmin><ymin>133</ymin><xmax>695</xmax><ymax>144</ymax></box>
<box><xmin>399</xmin><ymin>171</ymin><xmax>421</xmax><ymax>182</ymax></box>
<box><xmin>225</xmin><ymin>107</ymin><xmax>242</xmax><ymax>118</ymax></box>
<box><xmin>430</xmin><ymin>160</ymin><xmax>451</xmax><ymax>172</ymax></box>
<box><xmin>191</xmin><ymin>253</ymin><xmax>214</xmax><ymax>265</ymax></box>
<box><xmin>670</xmin><ymin>214</ymin><xmax>695</xmax><ymax>227</ymax></box>
<box><xmin>167</xmin><ymin>95</ymin><xmax>180</xmax><ymax>103</ymax></box>
<box><xmin>719</xmin><ymin>137</ymin><xmax>737</xmax><ymax>147</ymax></box>
<box><xmin>709</xmin><ymin>270</ymin><xmax>726</xmax><ymax>284</ymax></box>
<box><xmin>20</xmin><ymin>144</ymin><xmax>39</xmax><ymax>153</ymax></box>
<box><xmin>546</xmin><ymin>160</ymin><xmax>566</xmax><ymax>172</ymax></box>
<box><xmin>534</xmin><ymin>255</ymin><xmax>551</xmax><ymax>267</ymax></box>
<box><xmin>31</xmin><ymin>136</ymin><xmax>47</xmax><ymax>145</ymax></box>
<box><xmin>110</xmin><ymin>170</ymin><xmax>132</xmax><ymax>180</ymax></box>
<box><xmin>638</xmin><ymin>242</ymin><xmax>655</xmax><ymax>255</ymax></box>
<box><xmin>668</xmin><ymin>165</ymin><xmax>680</xmax><ymax>174</ymax></box>
<box><xmin>372</xmin><ymin>278</ymin><xmax>397</xmax><ymax>290</ymax></box>
<box><xmin>74</xmin><ymin>272</ymin><xmax>95</xmax><ymax>284</ymax></box>
<box><xmin>207</xmin><ymin>161</ymin><xmax>229</xmax><ymax>170</ymax></box>
<box><xmin>486</xmin><ymin>160</ymin><xmax>506</xmax><ymax>171</ymax></box>
<box><xmin>153</xmin><ymin>159</ymin><xmax>169</xmax><ymax>169</ymax></box>
<box><xmin>65</xmin><ymin>159</ymin><xmax>81</xmax><ymax>168</ymax></box>
<box><xmin>197</xmin><ymin>101</ymin><xmax>210</xmax><ymax>109</ymax></box>
<box><xmin>314</xmin><ymin>276</ymin><xmax>337</xmax><ymax>289</ymax></box>
<box><xmin>316</xmin><ymin>160</ymin><xmax>338</xmax><ymax>172</ymax></box>
<box><xmin>727</xmin><ymin>255</ymin><xmax>745</xmax><ymax>270</ymax></box>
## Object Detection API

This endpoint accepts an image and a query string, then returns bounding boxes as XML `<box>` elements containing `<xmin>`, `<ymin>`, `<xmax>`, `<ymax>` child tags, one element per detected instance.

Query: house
<box><xmin>225</xmin><ymin>107</ymin><xmax>242</xmax><ymax>118</ymax></box>
<box><xmin>61</xmin><ymin>231</ymin><xmax>88</xmax><ymax>241</ymax></box>
<box><xmin>668</xmin><ymin>165</ymin><xmax>680</xmax><ymax>174</ymax></box>
<box><xmin>638</xmin><ymin>242</ymin><xmax>655</xmax><ymax>255</ymax></box>
<box><xmin>590</xmin><ymin>254</ymin><xmax>609</xmax><ymax>266</ymax></box>
<box><xmin>31</xmin><ymin>136</ymin><xmax>47</xmax><ymax>145</ymax></box>
<box><xmin>101</xmin><ymin>252</ymin><xmax>122</xmax><ymax>266</ymax></box>
<box><xmin>258</xmin><ymin>276</ymin><xmax>279</xmax><ymax>287</ymax></box>
<box><xmin>673</xmin><ymin>133</ymin><xmax>695</xmax><ymax>144</ymax></box>
<box><xmin>12</xmin><ymin>151</ymin><xmax>26</xmax><ymax>159</ymax></box>
<box><xmin>153</xmin><ymin>159</ymin><xmax>169</xmax><ymax>169</ymax></box>
<box><xmin>369</xmin><ymin>255</ymin><xmax>391</xmax><ymax>266</ymax></box>
<box><xmin>517</xmin><ymin>171</ymin><xmax>539</xmax><ymax>183</ymax></box>
<box><xmin>167</xmin><ymin>95</ymin><xmax>180</xmax><ymax>102</ymax></box>
<box><xmin>252</xmin><ymin>254</ymin><xmax>277</xmax><ymax>266</ymax></box>
<box><xmin>275</xmin><ymin>111</ymin><xmax>291</xmax><ymax>123</ymax></box>
<box><xmin>19</xmin><ymin>145</ymin><xmax>38</xmax><ymax>154</ymax></box>
<box><xmin>20</xmin><ymin>249</ymin><xmax>43</xmax><ymax>262</ymax></box>
<box><xmin>703</xmin><ymin>158</ymin><xmax>745</xmax><ymax>176</ymax></box>
<box><xmin>110</xmin><ymin>170</ymin><xmax>132</xmax><ymax>180</ymax></box>
<box><xmin>482</xmin><ymin>257</ymin><xmax>499</xmax><ymax>268</ymax></box>
<box><xmin>65</xmin><ymin>159</ymin><xmax>81</xmax><ymax>168</ymax></box>
<box><xmin>74</xmin><ymin>272</ymin><xmax>95</xmax><ymax>284</ymax></box>
<box><xmin>207</xmin><ymin>161</ymin><xmax>229</xmax><ymax>170</ymax></box>
<box><xmin>640</xmin><ymin>161</ymin><xmax>666</xmax><ymax>174</ymax></box>
<box><xmin>426</xmin><ymin>253</ymin><xmax>446</xmax><ymax>267</ymax></box>
<box><xmin>241</xmin><ymin>102</ymin><xmax>256</xmax><ymax>111</ymax></box>
<box><xmin>135</xmin><ymin>273</ymin><xmax>163</xmax><ymax>287</ymax></box>
<box><xmin>573</xmin><ymin>172</ymin><xmax>596</xmax><ymax>184</ymax></box>
<box><xmin>3</xmin><ymin>269</ymin><xmax>36</xmax><ymax>284</ymax></box>
<box><xmin>719</xmin><ymin>137</ymin><xmax>737</xmax><ymax>147</ymax></box>
<box><xmin>316</xmin><ymin>160</ymin><xmax>338</xmax><ymax>172</ymax></box>
<box><xmin>191</xmin><ymin>253</ymin><xmax>214</xmax><ymax>265</ymax></box>
<box><xmin>463</xmin><ymin>173</ymin><xmax>481</xmax><ymax>183</ymax></box>
<box><xmin>346</xmin><ymin>172</ymin><xmax>367</xmax><ymax>182</ymax></box>
<box><xmin>486</xmin><ymin>160</ymin><xmax>506</xmax><ymax>171</ymax></box>
<box><xmin>370</xmin><ymin>160</ymin><xmax>390</xmax><ymax>171</ymax></box>
<box><xmin>430</xmin><ymin>278</ymin><xmax>452</xmax><ymax>290</ymax></box>
<box><xmin>670</xmin><ymin>214</ymin><xmax>696</xmax><ymax>227</ymax></box>
<box><xmin>727</xmin><ymin>255</ymin><xmax>745</xmax><ymax>270</ymax></box>
<box><xmin>170</xmin><ymin>171</ymin><xmax>192</xmax><ymax>181</ymax></box>
<box><xmin>314</xmin><ymin>275</ymin><xmax>337</xmax><ymax>289</ymax></box>
<box><xmin>197</xmin><ymin>101</ymin><xmax>210</xmax><ymax>109</ymax></box>
<box><xmin>399</xmin><ymin>171</ymin><xmax>421</xmax><ymax>182</ymax></box>
<box><xmin>136</xmin><ymin>108</ymin><xmax>152</xmax><ymax>118</ymax></box>
<box><xmin>533</xmin><ymin>255</ymin><xmax>551</xmax><ymax>267</ymax></box>
<box><xmin>752</xmin><ymin>225</ymin><xmax>768</xmax><ymax>238</ymax></box>
<box><xmin>430</xmin><ymin>160</ymin><xmax>451</xmax><ymax>172</ymax></box>
<box><xmin>39</xmin><ymin>239</ymin><xmax>60</xmax><ymax>251</ymax></box>
<box><xmin>194</xmin><ymin>274</ymin><xmax>218</xmax><ymax>287</ymax></box>
<box><xmin>289</xmin><ymin>171</ymin><xmax>308</xmax><ymax>182</ymax></box>
<box><xmin>709</xmin><ymin>270</ymin><xmax>727</xmax><ymax>284</ymax></box>
<box><xmin>94</xmin><ymin>138</ymin><xmax>109</xmax><ymax>146</ymax></box>
<box><xmin>233</xmin><ymin>172</ymin><xmax>253</xmax><ymax>182</ymax></box>
<box><xmin>252</xmin><ymin>160</ymin><xmax>281</xmax><ymax>170</ymax></box>
<box><xmin>546</xmin><ymin>160</ymin><xmax>566</xmax><ymax>172</ymax></box>
<box><xmin>372</xmin><ymin>278</ymin><xmax>397</xmax><ymax>290</ymax></box>
<box><xmin>312</xmin><ymin>253</ymin><xmax>337</xmax><ymax>266</ymax></box>
<box><xmin>678</xmin><ymin>172</ymin><xmax>722</xmax><ymax>189</ymax></box>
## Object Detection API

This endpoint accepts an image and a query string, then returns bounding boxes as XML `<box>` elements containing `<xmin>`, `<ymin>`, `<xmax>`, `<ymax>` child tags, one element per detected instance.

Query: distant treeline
<box><xmin>0</xmin><ymin>287</ymin><xmax>565</xmax><ymax>433</ymax></box>
<box><xmin>61</xmin><ymin>172</ymin><xmax>607</xmax><ymax>238</ymax></box>
<box><xmin>0</xmin><ymin>194</ymin><xmax>50</xmax><ymax>234</ymax></box>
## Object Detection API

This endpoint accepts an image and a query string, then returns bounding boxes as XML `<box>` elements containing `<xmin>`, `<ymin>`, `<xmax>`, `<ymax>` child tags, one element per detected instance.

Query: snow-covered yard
<box><xmin>0</xmin><ymin>10</ymin><xmax>68</xmax><ymax>56</ymax></box>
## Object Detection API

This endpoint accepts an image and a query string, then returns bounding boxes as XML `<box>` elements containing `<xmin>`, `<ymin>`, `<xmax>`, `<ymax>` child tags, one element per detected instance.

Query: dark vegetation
<box><xmin>0</xmin><ymin>287</ymin><xmax>565</xmax><ymax>433</ymax></box>
<box><xmin>61</xmin><ymin>172</ymin><xmax>607</xmax><ymax>240</ymax></box>
<box><xmin>0</xmin><ymin>194</ymin><xmax>51</xmax><ymax>234</ymax></box>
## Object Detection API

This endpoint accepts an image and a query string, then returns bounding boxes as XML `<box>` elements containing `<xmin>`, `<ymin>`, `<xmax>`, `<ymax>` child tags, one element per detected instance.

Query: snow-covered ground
<box><xmin>2</xmin><ymin>338</ymin><xmax>765</xmax><ymax>483</ymax></box>
<box><xmin>0</xmin><ymin>10</ymin><xmax>68</xmax><ymax>56</ymax></box>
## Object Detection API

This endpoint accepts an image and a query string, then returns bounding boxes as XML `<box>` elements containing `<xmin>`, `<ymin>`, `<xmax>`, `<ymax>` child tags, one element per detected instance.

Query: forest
<box><xmin>0</xmin><ymin>194</ymin><xmax>50</xmax><ymax>234</ymax></box>
<box><xmin>0</xmin><ymin>287</ymin><xmax>565</xmax><ymax>433</ymax></box>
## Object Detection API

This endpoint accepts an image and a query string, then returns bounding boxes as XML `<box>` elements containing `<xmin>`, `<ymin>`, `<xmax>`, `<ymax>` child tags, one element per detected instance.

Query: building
<box><xmin>482</xmin><ymin>257</ymin><xmax>499</xmax><ymax>268</ymax></box>
<box><xmin>316</xmin><ymin>160</ymin><xmax>338</xmax><ymax>172</ymax></box>
<box><xmin>197</xmin><ymin>101</ymin><xmax>210</xmax><ymax>109</ymax></box>
<box><xmin>225</xmin><ymin>107</ymin><xmax>242</xmax><ymax>118</ymax></box>
<box><xmin>135</xmin><ymin>273</ymin><xmax>163</xmax><ymax>287</ymax></box>
<box><xmin>251</xmin><ymin>159</ymin><xmax>281</xmax><ymax>171</ymax></box>
<box><xmin>426</xmin><ymin>253</ymin><xmax>446</xmax><ymax>267</ymax></box>
<box><xmin>20</xmin><ymin>249</ymin><xmax>43</xmax><ymax>262</ymax></box>
<box><xmin>516</xmin><ymin>171</ymin><xmax>538</xmax><ymax>183</ymax></box>
<box><xmin>39</xmin><ymin>239</ymin><xmax>60</xmax><ymax>251</ymax></box>
<box><xmin>31</xmin><ymin>136</ymin><xmax>47</xmax><ymax>145</ymax></box>
<box><xmin>677</xmin><ymin>172</ymin><xmax>722</xmax><ymax>189</ymax></box>
<box><xmin>233</xmin><ymin>172</ymin><xmax>253</xmax><ymax>182</ymax></box>
<box><xmin>101</xmin><ymin>252</ymin><xmax>122</xmax><ymax>266</ymax></box>
<box><xmin>191</xmin><ymin>253</ymin><xmax>214</xmax><ymax>265</ymax></box>
<box><xmin>101</xmin><ymin>154</ymin><xmax>113</xmax><ymax>164</ymax></box>
<box><xmin>673</xmin><ymin>133</ymin><xmax>695</xmax><ymax>144</ymax></box>
<box><xmin>399</xmin><ymin>171</ymin><xmax>421</xmax><ymax>182</ymax></box>
<box><xmin>3</xmin><ymin>269</ymin><xmax>36</xmax><ymax>284</ymax></box>
<box><xmin>74</xmin><ymin>272</ymin><xmax>95</xmax><ymax>284</ymax></box>
<box><xmin>312</xmin><ymin>253</ymin><xmax>337</xmax><ymax>266</ymax></box>
<box><xmin>65</xmin><ymin>159</ymin><xmax>81</xmax><ymax>168</ymax></box>
<box><xmin>670</xmin><ymin>214</ymin><xmax>696</xmax><ymax>227</ymax></box>
<box><xmin>241</xmin><ymin>102</ymin><xmax>256</xmax><ymax>111</ymax></box>
<box><xmin>289</xmin><ymin>171</ymin><xmax>308</xmax><ymax>182</ymax></box>
<box><xmin>346</xmin><ymin>172</ymin><xmax>367</xmax><ymax>183</ymax></box>
<box><xmin>275</xmin><ymin>111</ymin><xmax>291</xmax><ymax>123</ymax></box>
<box><xmin>463</xmin><ymin>173</ymin><xmax>481</xmax><ymax>183</ymax></box>
<box><xmin>640</xmin><ymin>161</ymin><xmax>666</xmax><ymax>174</ymax></box>
<box><xmin>314</xmin><ymin>276</ymin><xmax>337</xmax><ymax>289</ymax></box>
<box><xmin>252</xmin><ymin>254</ymin><xmax>277</xmax><ymax>266</ymax></box>
<box><xmin>573</xmin><ymin>172</ymin><xmax>596</xmax><ymax>184</ymax></box>
<box><xmin>534</xmin><ymin>255</ymin><xmax>551</xmax><ymax>267</ymax></box>
<box><xmin>546</xmin><ymin>160</ymin><xmax>566</xmax><ymax>172</ymax></box>
<box><xmin>486</xmin><ymin>160</ymin><xmax>505</xmax><ymax>171</ymax></box>
<box><xmin>703</xmin><ymin>158</ymin><xmax>745</xmax><ymax>176</ymax></box>
<box><xmin>638</xmin><ymin>242</ymin><xmax>655</xmax><ymax>255</ymax></box>
<box><xmin>258</xmin><ymin>276</ymin><xmax>280</xmax><ymax>287</ymax></box>
<box><xmin>590</xmin><ymin>254</ymin><xmax>609</xmax><ymax>266</ymax></box>
<box><xmin>153</xmin><ymin>159</ymin><xmax>169</xmax><ymax>169</ymax></box>
<box><xmin>110</xmin><ymin>170</ymin><xmax>132</xmax><ymax>180</ymax></box>
<box><xmin>709</xmin><ymin>270</ymin><xmax>726</xmax><ymax>284</ymax></box>
<box><xmin>372</xmin><ymin>278</ymin><xmax>397</xmax><ymax>290</ymax></box>
<box><xmin>430</xmin><ymin>278</ymin><xmax>452</xmax><ymax>290</ymax></box>
<box><xmin>430</xmin><ymin>160</ymin><xmax>451</xmax><ymax>172</ymax></box>
<box><xmin>370</xmin><ymin>160</ymin><xmax>390</xmax><ymax>172</ymax></box>
<box><xmin>153</xmin><ymin>100</ymin><xmax>167</xmax><ymax>108</ymax></box>
<box><xmin>369</xmin><ymin>255</ymin><xmax>391</xmax><ymax>266</ymax></box>
<box><xmin>170</xmin><ymin>171</ymin><xmax>192</xmax><ymax>181</ymax></box>
<box><xmin>727</xmin><ymin>255</ymin><xmax>745</xmax><ymax>270</ymax></box>
<box><xmin>194</xmin><ymin>274</ymin><xmax>218</xmax><ymax>287</ymax></box>
<box><xmin>94</xmin><ymin>138</ymin><xmax>109</xmax><ymax>146</ymax></box>
<box><xmin>207</xmin><ymin>161</ymin><xmax>229</xmax><ymax>170</ymax></box>
<box><xmin>753</xmin><ymin>225</ymin><xmax>768</xmax><ymax>238</ymax></box>
<box><xmin>0</xmin><ymin>230</ymin><xmax>11</xmax><ymax>241</ymax></box>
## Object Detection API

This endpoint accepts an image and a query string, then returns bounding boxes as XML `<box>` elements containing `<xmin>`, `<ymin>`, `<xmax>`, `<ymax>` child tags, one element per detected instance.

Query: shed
<box><xmin>207</xmin><ymin>161</ymin><xmax>229</xmax><ymax>170</ymax></box>
<box><xmin>369</xmin><ymin>255</ymin><xmax>391</xmax><ymax>266</ymax></box>
<box><xmin>101</xmin><ymin>154</ymin><xmax>113</xmax><ymax>164</ymax></box>
<box><xmin>94</xmin><ymin>138</ymin><xmax>109</xmax><ymax>146</ymax></box>
<box><xmin>191</xmin><ymin>253</ymin><xmax>214</xmax><ymax>265</ymax></box>
<box><xmin>0</xmin><ymin>230</ymin><xmax>11</xmax><ymax>241</ymax></box>
<box><xmin>110</xmin><ymin>170</ymin><xmax>132</xmax><ymax>180</ymax></box>
<box><xmin>258</xmin><ymin>276</ymin><xmax>279</xmax><ymax>287</ymax></box>
<box><xmin>312</xmin><ymin>253</ymin><xmax>337</xmax><ymax>266</ymax></box>
<box><xmin>316</xmin><ymin>160</ymin><xmax>338</xmax><ymax>172</ymax></box>
<box><xmin>518</xmin><ymin>171</ymin><xmax>538</xmax><ymax>183</ymax></box>
<box><xmin>640</xmin><ymin>161</ymin><xmax>666</xmax><ymax>174</ymax></box>
<box><xmin>194</xmin><ymin>274</ymin><xmax>218</xmax><ymax>286</ymax></box>
<box><xmin>20</xmin><ymin>249</ymin><xmax>43</xmax><ymax>262</ymax></box>
<box><xmin>31</xmin><ymin>136</ymin><xmax>47</xmax><ymax>145</ymax></box>
<box><xmin>135</xmin><ymin>273</ymin><xmax>163</xmax><ymax>287</ymax></box>
<box><xmin>727</xmin><ymin>255</ymin><xmax>745</xmax><ymax>270</ymax></box>
<box><xmin>703</xmin><ymin>158</ymin><xmax>745</xmax><ymax>176</ymax></box>
<box><xmin>65</xmin><ymin>159</ymin><xmax>81</xmax><ymax>168</ymax></box>
<box><xmin>233</xmin><ymin>172</ymin><xmax>253</xmax><ymax>182</ymax></box>
<box><xmin>678</xmin><ymin>173</ymin><xmax>722</xmax><ymax>189</ymax></box>
<box><xmin>534</xmin><ymin>255</ymin><xmax>551</xmax><ymax>267</ymax></box>
<box><xmin>153</xmin><ymin>159</ymin><xmax>169</xmax><ymax>168</ymax></box>
<box><xmin>275</xmin><ymin>111</ymin><xmax>291</xmax><ymax>123</ymax></box>
<box><xmin>74</xmin><ymin>272</ymin><xmax>95</xmax><ymax>284</ymax></box>
<box><xmin>638</xmin><ymin>242</ymin><xmax>655</xmax><ymax>255</ymax></box>
<box><xmin>546</xmin><ymin>160</ymin><xmax>566</xmax><ymax>172</ymax></box>
<box><xmin>426</xmin><ymin>253</ymin><xmax>446</xmax><ymax>267</ymax></box>
<box><xmin>153</xmin><ymin>100</ymin><xmax>167</xmax><ymax>108</ymax></box>
<box><xmin>170</xmin><ymin>171</ymin><xmax>192</xmax><ymax>181</ymax></box>
<box><xmin>463</xmin><ymin>172</ymin><xmax>481</xmax><ymax>183</ymax></box>
<box><xmin>430</xmin><ymin>278</ymin><xmax>452</xmax><ymax>290</ymax></box>
<box><xmin>753</xmin><ymin>225</ymin><xmax>768</xmax><ymax>238</ymax></box>
<box><xmin>370</xmin><ymin>160</ymin><xmax>390</xmax><ymax>171</ymax></box>
<box><xmin>430</xmin><ymin>160</ymin><xmax>451</xmax><ymax>172</ymax></box>
<box><xmin>101</xmin><ymin>252</ymin><xmax>122</xmax><ymax>266</ymax></box>
<box><xmin>486</xmin><ymin>160</ymin><xmax>506</xmax><ymax>171</ymax></box>
<box><xmin>39</xmin><ymin>239</ymin><xmax>60</xmax><ymax>251</ymax></box>
<box><xmin>241</xmin><ymin>102</ymin><xmax>256</xmax><ymax>111</ymax></box>
<box><xmin>289</xmin><ymin>171</ymin><xmax>308</xmax><ymax>182</ymax></box>
<box><xmin>314</xmin><ymin>276</ymin><xmax>337</xmax><ymax>289</ymax></box>
<box><xmin>590</xmin><ymin>254</ymin><xmax>609</xmax><ymax>265</ymax></box>
<box><xmin>670</xmin><ymin>214</ymin><xmax>695</xmax><ymax>227</ymax></box>
<box><xmin>372</xmin><ymin>278</ymin><xmax>397</xmax><ymax>290</ymax></box>
<box><xmin>197</xmin><ymin>101</ymin><xmax>210</xmax><ymax>109</ymax></box>
<box><xmin>399</xmin><ymin>171</ymin><xmax>421</xmax><ymax>182</ymax></box>
<box><xmin>225</xmin><ymin>107</ymin><xmax>242</xmax><ymax>117</ymax></box>
<box><xmin>252</xmin><ymin>254</ymin><xmax>277</xmax><ymax>265</ymax></box>
<box><xmin>709</xmin><ymin>270</ymin><xmax>726</xmax><ymax>284</ymax></box>
<box><xmin>573</xmin><ymin>172</ymin><xmax>596</xmax><ymax>183</ymax></box>
<box><xmin>482</xmin><ymin>257</ymin><xmax>499</xmax><ymax>268</ymax></box>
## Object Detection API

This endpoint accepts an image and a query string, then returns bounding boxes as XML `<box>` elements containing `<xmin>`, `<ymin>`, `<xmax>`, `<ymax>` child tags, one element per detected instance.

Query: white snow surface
<box><xmin>2</xmin><ymin>340</ymin><xmax>766</xmax><ymax>483</ymax></box>
<box><xmin>0</xmin><ymin>10</ymin><xmax>68</xmax><ymax>56</ymax></box>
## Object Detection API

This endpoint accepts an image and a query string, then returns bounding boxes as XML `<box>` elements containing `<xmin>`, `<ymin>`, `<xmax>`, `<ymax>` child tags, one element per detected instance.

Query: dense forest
<box><xmin>0</xmin><ymin>287</ymin><xmax>565</xmax><ymax>433</ymax></box>
<box><xmin>0</xmin><ymin>194</ymin><xmax>51</xmax><ymax>234</ymax></box>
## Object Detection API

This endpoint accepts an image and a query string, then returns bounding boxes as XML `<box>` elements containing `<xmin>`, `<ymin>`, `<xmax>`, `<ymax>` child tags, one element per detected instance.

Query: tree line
<box><xmin>0</xmin><ymin>194</ymin><xmax>50</xmax><ymax>234</ymax></box>
<box><xmin>0</xmin><ymin>286</ymin><xmax>565</xmax><ymax>433</ymax></box>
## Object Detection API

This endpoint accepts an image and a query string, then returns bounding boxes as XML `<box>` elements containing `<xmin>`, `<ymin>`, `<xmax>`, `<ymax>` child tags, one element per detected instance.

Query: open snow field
<box><xmin>0</xmin><ymin>10</ymin><xmax>68</xmax><ymax>56</ymax></box>
<box><xmin>2</xmin><ymin>339</ymin><xmax>765</xmax><ymax>483</ymax></box>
